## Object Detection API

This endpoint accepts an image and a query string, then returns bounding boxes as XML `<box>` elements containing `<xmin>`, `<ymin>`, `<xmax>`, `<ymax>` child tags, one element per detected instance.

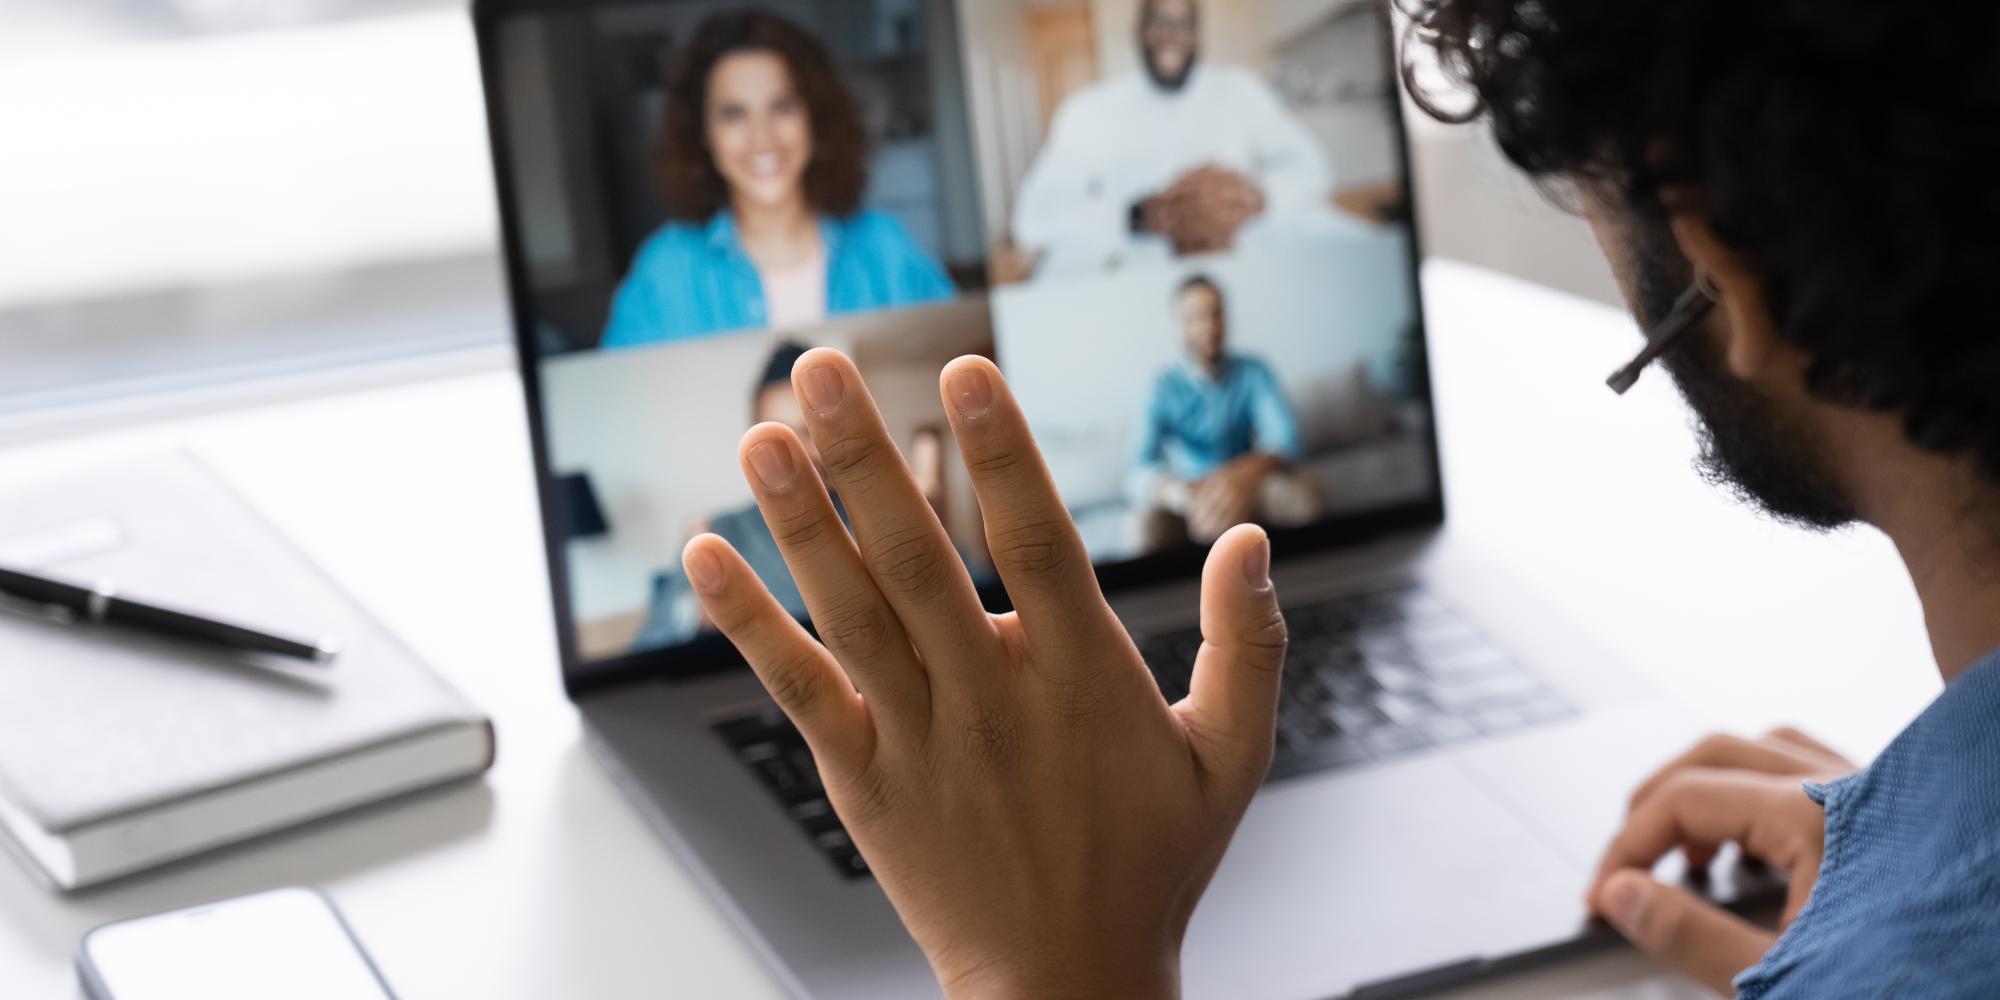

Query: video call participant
<box><xmin>679</xmin><ymin>2</ymin><xmax>2000</xmax><ymax>997</ymax></box>
<box><xmin>1012</xmin><ymin>0</ymin><xmax>1332</xmax><ymax>278</ymax></box>
<box><xmin>631</xmin><ymin>341</ymin><xmax>952</xmax><ymax>653</ymax></box>
<box><xmin>632</xmin><ymin>341</ymin><xmax>824</xmax><ymax>650</ymax></box>
<box><xmin>601</xmin><ymin>11</ymin><xmax>954</xmax><ymax>349</ymax></box>
<box><xmin>1131</xmin><ymin>275</ymin><xmax>1320</xmax><ymax>550</ymax></box>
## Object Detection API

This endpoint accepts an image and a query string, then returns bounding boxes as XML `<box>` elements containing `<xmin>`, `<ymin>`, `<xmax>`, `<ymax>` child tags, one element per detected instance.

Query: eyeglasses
<box><xmin>1605</xmin><ymin>276</ymin><xmax>1718</xmax><ymax>395</ymax></box>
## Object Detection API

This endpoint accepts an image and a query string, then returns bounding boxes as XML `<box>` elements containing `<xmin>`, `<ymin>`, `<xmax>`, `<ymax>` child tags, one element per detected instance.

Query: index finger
<box><xmin>682</xmin><ymin>534</ymin><xmax>872</xmax><ymax>769</ymax></box>
<box><xmin>939</xmin><ymin>356</ymin><xmax>1115</xmax><ymax>643</ymax></box>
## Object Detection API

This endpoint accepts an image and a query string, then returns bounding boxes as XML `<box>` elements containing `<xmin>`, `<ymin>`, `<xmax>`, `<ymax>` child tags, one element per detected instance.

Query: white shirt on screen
<box><xmin>1012</xmin><ymin>65</ymin><xmax>1335</xmax><ymax>280</ymax></box>
<box><xmin>760</xmin><ymin>246</ymin><xmax>828</xmax><ymax>332</ymax></box>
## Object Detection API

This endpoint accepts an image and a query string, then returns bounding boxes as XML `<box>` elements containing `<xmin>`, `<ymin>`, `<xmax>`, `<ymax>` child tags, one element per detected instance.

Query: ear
<box><xmin>1667</xmin><ymin>210</ymin><xmax>1784</xmax><ymax>381</ymax></box>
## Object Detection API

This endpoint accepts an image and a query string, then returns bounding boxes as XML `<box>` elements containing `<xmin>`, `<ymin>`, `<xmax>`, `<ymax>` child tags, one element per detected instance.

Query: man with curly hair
<box><xmin>681</xmin><ymin>1</ymin><xmax>2000</xmax><ymax>996</ymax></box>
<box><xmin>1389</xmin><ymin>4</ymin><xmax>2000</xmax><ymax>992</ymax></box>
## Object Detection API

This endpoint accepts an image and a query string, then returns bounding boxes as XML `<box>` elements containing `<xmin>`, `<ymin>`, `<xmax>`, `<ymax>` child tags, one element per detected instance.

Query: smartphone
<box><xmin>77</xmin><ymin>887</ymin><xmax>397</xmax><ymax>1000</ymax></box>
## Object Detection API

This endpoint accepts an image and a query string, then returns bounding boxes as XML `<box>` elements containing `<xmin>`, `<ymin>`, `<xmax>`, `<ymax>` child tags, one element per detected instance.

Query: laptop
<box><xmin>473</xmin><ymin>1</ymin><xmax>1752</xmax><ymax>995</ymax></box>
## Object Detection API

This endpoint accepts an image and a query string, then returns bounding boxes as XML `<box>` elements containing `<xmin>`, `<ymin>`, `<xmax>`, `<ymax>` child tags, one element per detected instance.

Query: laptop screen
<box><xmin>480</xmin><ymin>0</ymin><xmax>1440</xmax><ymax>680</ymax></box>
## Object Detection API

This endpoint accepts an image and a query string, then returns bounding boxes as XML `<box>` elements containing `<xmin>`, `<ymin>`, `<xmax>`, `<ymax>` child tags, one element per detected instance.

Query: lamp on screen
<box><xmin>557</xmin><ymin>473</ymin><xmax>611</xmax><ymax>541</ymax></box>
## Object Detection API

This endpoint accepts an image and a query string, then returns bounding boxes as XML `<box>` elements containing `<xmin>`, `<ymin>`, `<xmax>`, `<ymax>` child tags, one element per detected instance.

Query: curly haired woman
<box><xmin>601</xmin><ymin>11</ymin><xmax>953</xmax><ymax>347</ymax></box>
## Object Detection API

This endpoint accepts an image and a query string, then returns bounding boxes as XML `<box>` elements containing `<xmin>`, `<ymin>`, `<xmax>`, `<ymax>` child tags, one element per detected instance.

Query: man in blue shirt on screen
<box><xmin>1129</xmin><ymin>274</ymin><xmax>1320</xmax><ymax>552</ymax></box>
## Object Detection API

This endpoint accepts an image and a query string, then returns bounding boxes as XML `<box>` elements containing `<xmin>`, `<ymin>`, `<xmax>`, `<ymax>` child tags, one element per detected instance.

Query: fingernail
<box><xmin>799</xmin><ymin>365</ymin><xmax>844</xmax><ymax>417</ymax></box>
<box><xmin>685</xmin><ymin>546</ymin><xmax>725</xmax><ymax>595</ymax></box>
<box><xmin>748</xmin><ymin>441</ymin><xmax>797</xmax><ymax>491</ymax></box>
<box><xmin>948</xmin><ymin>367</ymin><xmax>993</xmax><ymax>421</ymax></box>
<box><xmin>1243</xmin><ymin>531</ymin><xmax>1272</xmax><ymax>591</ymax></box>
<box><xmin>1602</xmin><ymin>876</ymin><xmax>1648</xmax><ymax>935</ymax></box>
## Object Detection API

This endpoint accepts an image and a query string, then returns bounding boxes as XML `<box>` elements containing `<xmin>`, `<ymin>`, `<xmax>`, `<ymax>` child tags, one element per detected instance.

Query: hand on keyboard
<box><xmin>1588</xmin><ymin>727</ymin><xmax>1853</xmax><ymax>994</ymax></box>
<box><xmin>679</xmin><ymin>350</ymin><xmax>1287</xmax><ymax>1000</ymax></box>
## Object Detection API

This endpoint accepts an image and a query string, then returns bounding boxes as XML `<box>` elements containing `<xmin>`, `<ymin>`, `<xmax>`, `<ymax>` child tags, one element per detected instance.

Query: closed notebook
<box><xmin>0</xmin><ymin>453</ymin><xmax>494</xmax><ymax>890</ymax></box>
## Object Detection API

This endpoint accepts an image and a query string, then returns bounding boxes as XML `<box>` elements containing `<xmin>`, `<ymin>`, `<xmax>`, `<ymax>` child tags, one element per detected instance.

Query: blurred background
<box><xmin>0</xmin><ymin>0</ymin><xmax>1617</xmax><ymax>428</ymax></box>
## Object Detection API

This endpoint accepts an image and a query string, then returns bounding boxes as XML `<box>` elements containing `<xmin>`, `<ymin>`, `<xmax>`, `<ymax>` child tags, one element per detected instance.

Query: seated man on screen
<box><xmin>1010</xmin><ymin>0</ymin><xmax>1334</xmax><ymax>279</ymax></box>
<box><xmin>1130</xmin><ymin>275</ymin><xmax>1321</xmax><ymax>551</ymax></box>
<box><xmin>632</xmin><ymin>342</ymin><xmax>823</xmax><ymax>651</ymax></box>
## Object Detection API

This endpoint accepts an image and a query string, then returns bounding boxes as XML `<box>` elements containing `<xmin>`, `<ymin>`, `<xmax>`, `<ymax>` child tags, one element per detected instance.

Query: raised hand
<box><xmin>680</xmin><ymin>350</ymin><xmax>1288</xmax><ymax>998</ymax></box>
<box><xmin>1588</xmin><ymin>728</ymin><xmax>1855</xmax><ymax>994</ymax></box>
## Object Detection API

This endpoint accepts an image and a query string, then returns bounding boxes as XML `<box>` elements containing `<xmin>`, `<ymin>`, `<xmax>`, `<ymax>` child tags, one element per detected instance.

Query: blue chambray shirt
<box><xmin>599</xmin><ymin>209</ymin><xmax>955</xmax><ymax>348</ymax></box>
<box><xmin>1733</xmin><ymin>647</ymin><xmax>2000</xmax><ymax>998</ymax></box>
<box><xmin>1128</xmin><ymin>354</ymin><xmax>1304</xmax><ymax>506</ymax></box>
<box><xmin>631</xmin><ymin>502</ymin><xmax>810</xmax><ymax>654</ymax></box>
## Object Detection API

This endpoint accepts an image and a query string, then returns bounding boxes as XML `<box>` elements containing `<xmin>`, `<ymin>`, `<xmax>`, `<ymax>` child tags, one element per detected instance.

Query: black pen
<box><xmin>0</xmin><ymin>565</ymin><xmax>339</xmax><ymax>665</ymax></box>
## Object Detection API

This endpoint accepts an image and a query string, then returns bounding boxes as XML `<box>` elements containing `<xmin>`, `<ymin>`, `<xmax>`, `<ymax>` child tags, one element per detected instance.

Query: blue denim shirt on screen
<box><xmin>1732</xmin><ymin>647</ymin><xmax>2000</xmax><ymax>998</ymax></box>
<box><xmin>630</xmin><ymin>502</ymin><xmax>809</xmax><ymax>654</ymax></box>
<box><xmin>599</xmin><ymin>210</ymin><xmax>955</xmax><ymax>348</ymax></box>
<box><xmin>1130</xmin><ymin>354</ymin><xmax>1303</xmax><ymax>496</ymax></box>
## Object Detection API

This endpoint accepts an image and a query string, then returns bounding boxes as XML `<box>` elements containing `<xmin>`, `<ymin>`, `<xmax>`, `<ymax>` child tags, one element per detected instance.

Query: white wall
<box><xmin>1407</xmin><ymin>120</ymin><xmax>1623</xmax><ymax>309</ymax></box>
<box><xmin>954</xmin><ymin>0</ymin><xmax>1044</xmax><ymax>245</ymax></box>
<box><xmin>1272</xmin><ymin>3</ymin><xmax>1401</xmax><ymax>189</ymax></box>
<box><xmin>0</xmin><ymin>11</ymin><xmax>498</xmax><ymax>310</ymax></box>
<box><xmin>1391</xmin><ymin>4</ymin><xmax>1623</xmax><ymax>306</ymax></box>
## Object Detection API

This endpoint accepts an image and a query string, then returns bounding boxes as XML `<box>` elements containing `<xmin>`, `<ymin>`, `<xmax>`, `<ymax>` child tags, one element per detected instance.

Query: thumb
<box><xmin>1599</xmin><ymin>870</ymin><xmax>1776</xmax><ymax>995</ymax></box>
<box><xmin>1178</xmin><ymin>525</ymin><xmax>1288</xmax><ymax>784</ymax></box>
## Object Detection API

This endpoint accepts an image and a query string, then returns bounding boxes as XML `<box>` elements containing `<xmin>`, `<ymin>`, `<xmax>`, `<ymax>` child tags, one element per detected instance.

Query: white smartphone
<box><xmin>77</xmin><ymin>887</ymin><xmax>396</xmax><ymax>1000</ymax></box>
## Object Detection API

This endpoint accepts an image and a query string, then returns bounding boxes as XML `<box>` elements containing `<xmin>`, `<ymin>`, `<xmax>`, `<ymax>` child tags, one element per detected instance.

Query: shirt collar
<box><xmin>1809</xmin><ymin>644</ymin><xmax>2000</xmax><ymax>854</ymax></box>
<box><xmin>703</xmin><ymin>211</ymin><xmax>739</xmax><ymax>253</ymax></box>
<box><xmin>1178</xmin><ymin>353</ymin><xmax>1237</xmax><ymax>386</ymax></box>
<box><xmin>1891</xmin><ymin>646</ymin><xmax>2000</xmax><ymax>755</ymax></box>
<box><xmin>703</xmin><ymin>209</ymin><xmax>843</xmax><ymax>257</ymax></box>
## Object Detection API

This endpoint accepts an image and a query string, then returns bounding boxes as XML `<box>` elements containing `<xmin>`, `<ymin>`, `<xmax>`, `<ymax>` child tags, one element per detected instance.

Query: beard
<box><xmin>1142</xmin><ymin>45</ymin><xmax>1195</xmax><ymax>92</ymax></box>
<box><xmin>1623</xmin><ymin>220</ymin><xmax>1857</xmax><ymax>531</ymax></box>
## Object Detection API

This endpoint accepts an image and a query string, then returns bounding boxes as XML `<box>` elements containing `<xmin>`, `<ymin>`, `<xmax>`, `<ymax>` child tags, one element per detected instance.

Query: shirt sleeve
<box><xmin>881</xmin><ymin>215</ymin><xmax>957</xmax><ymax>305</ymax></box>
<box><xmin>1011</xmin><ymin>91</ymin><xmax>1134</xmax><ymax>270</ymax></box>
<box><xmin>600</xmin><ymin>258</ymin><xmax>663</xmax><ymax>350</ymax></box>
<box><xmin>1246</xmin><ymin>360</ymin><xmax>1305</xmax><ymax>461</ymax></box>
<box><xmin>1737</xmin><ymin>850</ymin><xmax>2000</xmax><ymax>1000</ymax></box>
<box><xmin>1237</xmin><ymin>74</ymin><xmax>1333</xmax><ymax>219</ymax></box>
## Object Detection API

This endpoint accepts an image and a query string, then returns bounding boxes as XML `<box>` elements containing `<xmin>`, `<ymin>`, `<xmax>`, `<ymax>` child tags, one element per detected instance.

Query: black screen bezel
<box><xmin>471</xmin><ymin>0</ymin><xmax>1449</xmax><ymax>699</ymax></box>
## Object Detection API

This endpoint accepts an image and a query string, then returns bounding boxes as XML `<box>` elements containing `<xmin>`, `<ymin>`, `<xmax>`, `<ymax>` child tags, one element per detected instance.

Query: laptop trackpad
<box><xmin>1185</xmin><ymin>758</ymin><xmax>1590</xmax><ymax>1000</ymax></box>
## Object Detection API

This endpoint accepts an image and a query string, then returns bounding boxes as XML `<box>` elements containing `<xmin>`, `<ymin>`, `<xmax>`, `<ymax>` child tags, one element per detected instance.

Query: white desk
<box><xmin>0</xmin><ymin>262</ymin><xmax>1941</xmax><ymax>999</ymax></box>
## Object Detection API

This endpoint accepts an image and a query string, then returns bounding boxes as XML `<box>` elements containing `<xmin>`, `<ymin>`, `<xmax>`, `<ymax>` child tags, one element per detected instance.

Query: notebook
<box><xmin>0</xmin><ymin>453</ymin><xmax>494</xmax><ymax>890</ymax></box>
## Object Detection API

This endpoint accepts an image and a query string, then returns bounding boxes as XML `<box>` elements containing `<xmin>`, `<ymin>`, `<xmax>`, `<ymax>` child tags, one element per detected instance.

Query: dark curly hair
<box><xmin>656</xmin><ymin>10</ymin><xmax>869</xmax><ymax>222</ymax></box>
<box><xmin>751</xmin><ymin>339</ymin><xmax>812</xmax><ymax>421</ymax></box>
<box><xmin>1398</xmin><ymin>0</ymin><xmax>2000</xmax><ymax>482</ymax></box>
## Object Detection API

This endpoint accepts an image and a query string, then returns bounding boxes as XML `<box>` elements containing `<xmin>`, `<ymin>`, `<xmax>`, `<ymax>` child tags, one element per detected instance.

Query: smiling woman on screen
<box><xmin>600</xmin><ymin>10</ymin><xmax>955</xmax><ymax>348</ymax></box>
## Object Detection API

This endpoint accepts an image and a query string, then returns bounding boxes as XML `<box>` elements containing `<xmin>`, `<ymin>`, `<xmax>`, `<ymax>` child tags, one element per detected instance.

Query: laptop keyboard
<box><xmin>712</xmin><ymin>582</ymin><xmax>1573</xmax><ymax>879</ymax></box>
<box><xmin>1137</xmin><ymin>582</ymin><xmax>1575</xmax><ymax>780</ymax></box>
<box><xmin>712</xmin><ymin>709</ymin><xmax>872</xmax><ymax>878</ymax></box>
